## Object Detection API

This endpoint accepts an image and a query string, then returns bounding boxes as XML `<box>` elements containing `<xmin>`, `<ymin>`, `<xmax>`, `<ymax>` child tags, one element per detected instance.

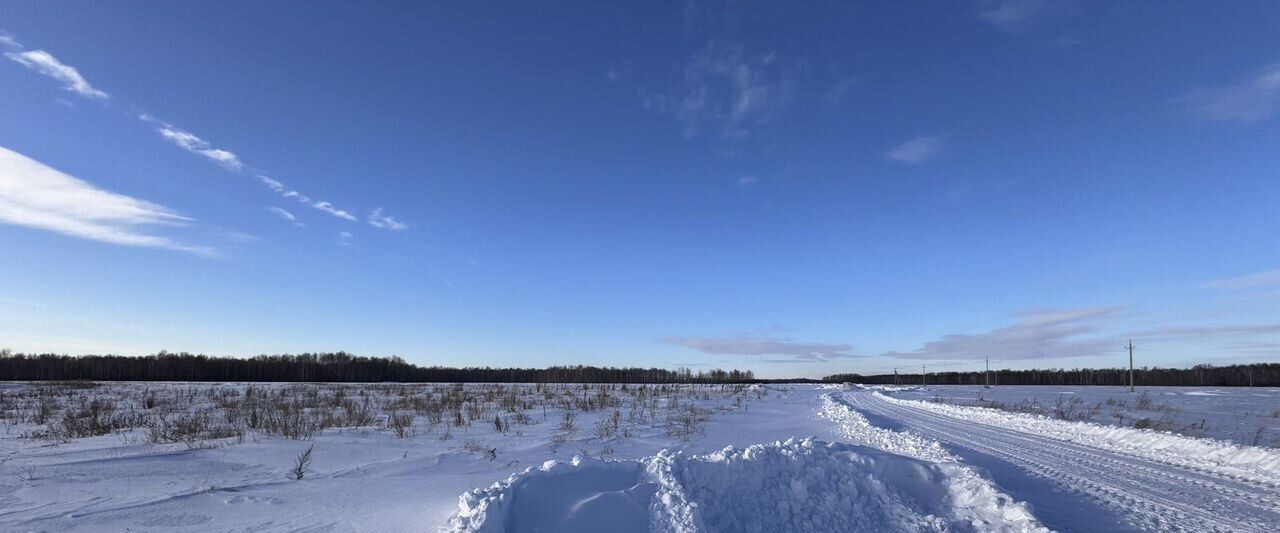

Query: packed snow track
<box><xmin>838</xmin><ymin>389</ymin><xmax>1280</xmax><ymax>533</ymax></box>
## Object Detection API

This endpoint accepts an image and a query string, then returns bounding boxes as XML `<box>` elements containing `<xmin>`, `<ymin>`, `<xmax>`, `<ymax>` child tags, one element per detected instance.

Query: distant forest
<box><xmin>3</xmin><ymin>350</ymin><xmax>1274</xmax><ymax>386</ymax></box>
<box><xmin>825</xmin><ymin>363</ymin><xmax>1280</xmax><ymax>388</ymax></box>
<box><xmin>0</xmin><ymin>350</ymin><xmax>755</xmax><ymax>383</ymax></box>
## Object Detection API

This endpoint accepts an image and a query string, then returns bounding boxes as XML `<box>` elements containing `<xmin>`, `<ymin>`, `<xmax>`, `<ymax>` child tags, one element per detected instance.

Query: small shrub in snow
<box><xmin>292</xmin><ymin>444</ymin><xmax>313</xmax><ymax>480</ymax></box>
<box><xmin>558</xmin><ymin>411</ymin><xmax>577</xmax><ymax>432</ymax></box>
<box><xmin>387</xmin><ymin>411</ymin><xmax>413</xmax><ymax>438</ymax></box>
<box><xmin>593</xmin><ymin>410</ymin><xmax>620</xmax><ymax>440</ymax></box>
<box><xmin>1131</xmin><ymin>416</ymin><xmax>1175</xmax><ymax>432</ymax></box>
<box><xmin>1135</xmin><ymin>391</ymin><xmax>1153</xmax><ymax>410</ymax></box>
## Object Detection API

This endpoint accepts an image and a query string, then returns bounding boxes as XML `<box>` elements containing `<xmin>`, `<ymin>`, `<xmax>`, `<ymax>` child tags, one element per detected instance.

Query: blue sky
<box><xmin>1</xmin><ymin>1</ymin><xmax>1277</xmax><ymax>378</ymax></box>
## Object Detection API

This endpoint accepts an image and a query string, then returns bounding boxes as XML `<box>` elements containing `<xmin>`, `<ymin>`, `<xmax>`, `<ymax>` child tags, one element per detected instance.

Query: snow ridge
<box><xmin>444</xmin><ymin>436</ymin><xmax>1046</xmax><ymax>533</ymax></box>
<box><xmin>818</xmin><ymin>392</ymin><xmax>1047</xmax><ymax>532</ymax></box>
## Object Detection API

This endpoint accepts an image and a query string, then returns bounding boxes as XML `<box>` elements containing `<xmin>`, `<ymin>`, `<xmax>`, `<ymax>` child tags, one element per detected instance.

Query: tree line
<box><xmin>0</xmin><ymin>350</ymin><xmax>755</xmax><ymax>383</ymax></box>
<box><xmin>825</xmin><ymin>363</ymin><xmax>1280</xmax><ymax>387</ymax></box>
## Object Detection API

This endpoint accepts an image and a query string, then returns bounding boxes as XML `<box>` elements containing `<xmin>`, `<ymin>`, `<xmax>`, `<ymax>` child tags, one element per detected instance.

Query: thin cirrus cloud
<box><xmin>139</xmin><ymin>115</ymin><xmax>407</xmax><ymax>231</ymax></box>
<box><xmin>975</xmin><ymin>0</ymin><xmax>1052</xmax><ymax>33</ymax></box>
<box><xmin>665</xmin><ymin>332</ymin><xmax>861</xmax><ymax>363</ymax></box>
<box><xmin>643</xmin><ymin>40</ymin><xmax>796</xmax><ymax>140</ymax></box>
<box><xmin>312</xmin><ymin>201</ymin><xmax>357</xmax><ymax>221</ymax></box>
<box><xmin>2</xmin><ymin>32</ymin><xmax>409</xmax><ymax>237</ymax></box>
<box><xmin>884</xmin><ymin>306</ymin><xmax>1280</xmax><ymax>361</ymax></box>
<box><xmin>1203</xmin><ymin>268</ymin><xmax>1280</xmax><ymax>290</ymax></box>
<box><xmin>267</xmin><ymin>206</ymin><xmax>296</xmax><ymax>221</ymax></box>
<box><xmin>267</xmin><ymin>206</ymin><xmax>304</xmax><ymax>228</ymax></box>
<box><xmin>1179</xmin><ymin>62</ymin><xmax>1280</xmax><ymax>123</ymax></box>
<box><xmin>0</xmin><ymin>146</ymin><xmax>213</xmax><ymax>256</ymax></box>
<box><xmin>4</xmin><ymin>47</ymin><xmax>109</xmax><ymax>100</ymax></box>
<box><xmin>885</xmin><ymin>135</ymin><xmax>944</xmax><ymax>164</ymax></box>
<box><xmin>368</xmin><ymin>208</ymin><xmax>408</xmax><ymax>230</ymax></box>
<box><xmin>821</xmin><ymin>77</ymin><xmax>857</xmax><ymax>108</ymax></box>
<box><xmin>884</xmin><ymin>307</ymin><xmax>1125</xmax><ymax>361</ymax></box>
<box><xmin>138</xmin><ymin>115</ymin><xmax>244</xmax><ymax>172</ymax></box>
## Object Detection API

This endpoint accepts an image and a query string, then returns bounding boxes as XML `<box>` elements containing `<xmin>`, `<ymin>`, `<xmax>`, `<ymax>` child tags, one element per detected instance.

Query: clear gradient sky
<box><xmin>1</xmin><ymin>1</ymin><xmax>1278</xmax><ymax>378</ymax></box>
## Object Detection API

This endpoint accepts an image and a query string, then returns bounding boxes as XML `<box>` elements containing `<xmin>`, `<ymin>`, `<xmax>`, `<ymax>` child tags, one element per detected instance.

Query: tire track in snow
<box><xmin>836</xmin><ymin>390</ymin><xmax>1280</xmax><ymax>533</ymax></box>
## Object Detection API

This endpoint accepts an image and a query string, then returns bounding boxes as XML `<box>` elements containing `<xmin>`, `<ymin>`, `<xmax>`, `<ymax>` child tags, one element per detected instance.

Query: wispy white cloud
<box><xmin>149</xmin><ymin>121</ymin><xmax>243</xmax><ymax>171</ymax></box>
<box><xmin>367</xmin><ymin>208</ymin><xmax>408</xmax><ymax>230</ymax></box>
<box><xmin>4</xmin><ymin>37</ymin><xmax>407</xmax><ymax>237</ymax></box>
<box><xmin>666</xmin><ymin>330</ymin><xmax>860</xmax><ymax>363</ymax></box>
<box><xmin>887</xmin><ymin>306</ymin><xmax>1280</xmax><ymax>361</ymax></box>
<box><xmin>647</xmin><ymin>41</ymin><xmax>796</xmax><ymax>140</ymax></box>
<box><xmin>4</xmin><ymin>49</ymin><xmax>108</xmax><ymax>99</ymax></box>
<box><xmin>338</xmin><ymin>231</ymin><xmax>354</xmax><ymax>247</ymax></box>
<box><xmin>0</xmin><ymin>146</ymin><xmax>213</xmax><ymax>256</ymax></box>
<box><xmin>885</xmin><ymin>135</ymin><xmax>945</xmax><ymax>164</ymax></box>
<box><xmin>821</xmin><ymin>77</ymin><xmax>857</xmax><ymax>107</ymax></box>
<box><xmin>267</xmin><ymin>206</ymin><xmax>296</xmax><ymax>221</ymax></box>
<box><xmin>1179</xmin><ymin>63</ymin><xmax>1280</xmax><ymax>123</ymax></box>
<box><xmin>267</xmin><ymin>206</ymin><xmax>305</xmax><ymax>228</ymax></box>
<box><xmin>605</xmin><ymin>64</ymin><xmax>627</xmax><ymax>82</ymax></box>
<box><xmin>1204</xmin><ymin>268</ymin><xmax>1280</xmax><ymax>290</ymax></box>
<box><xmin>258</xmin><ymin>175</ymin><xmax>285</xmax><ymax>192</ymax></box>
<box><xmin>886</xmin><ymin>307</ymin><xmax>1124</xmax><ymax>360</ymax></box>
<box><xmin>313</xmin><ymin>201</ymin><xmax>357</xmax><ymax>221</ymax></box>
<box><xmin>735</xmin><ymin>175</ymin><xmax>758</xmax><ymax>188</ymax></box>
<box><xmin>976</xmin><ymin>0</ymin><xmax>1052</xmax><ymax>33</ymax></box>
<box><xmin>0</xmin><ymin>297</ymin><xmax>47</xmax><ymax>308</ymax></box>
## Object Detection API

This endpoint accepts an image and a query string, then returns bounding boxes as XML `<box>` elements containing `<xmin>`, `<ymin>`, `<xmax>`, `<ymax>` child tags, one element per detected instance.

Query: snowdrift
<box><xmin>444</xmin><ymin>438</ymin><xmax>1045</xmax><ymax>533</ymax></box>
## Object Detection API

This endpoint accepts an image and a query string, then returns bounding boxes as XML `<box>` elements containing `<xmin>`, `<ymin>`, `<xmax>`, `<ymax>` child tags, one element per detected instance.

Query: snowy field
<box><xmin>0</xmin><ymin>382</ymin><xmax>1277</xmax><ymax>532</ymax></box>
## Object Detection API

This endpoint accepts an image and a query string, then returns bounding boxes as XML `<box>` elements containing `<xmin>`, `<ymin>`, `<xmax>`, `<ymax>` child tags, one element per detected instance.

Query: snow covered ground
<box><xmin>0</xmin><ymin>382</ymin><xmax>1277</xmax><ymax>531</ymax></box>
<box><xmin>876</xmin><ymin>384</ymin><xmax>1280</xmax><ymax>447</ymax></box>
<box><xmin>845</xmin><ymin>385</ymin><xmax>1280</xmax><ymax>532</ymax></box>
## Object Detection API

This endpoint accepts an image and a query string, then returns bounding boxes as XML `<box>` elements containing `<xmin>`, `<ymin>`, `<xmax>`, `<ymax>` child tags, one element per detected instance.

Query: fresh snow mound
<box><xmin>444</xmin><ymin>438</ymin><xmax>1046</xmax><ymax>533</ymax></box>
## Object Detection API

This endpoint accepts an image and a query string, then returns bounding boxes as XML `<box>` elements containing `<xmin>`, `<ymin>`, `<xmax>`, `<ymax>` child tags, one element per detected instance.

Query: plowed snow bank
<box><xmin>445</xmin><ymin>438</ymin><xmax>1045</xmax><ymax>533</ymax></box>
<box><xmin>872</xmin><ymin>390</ymin><xmax>1280</xmax><ymax>484</ymax></box>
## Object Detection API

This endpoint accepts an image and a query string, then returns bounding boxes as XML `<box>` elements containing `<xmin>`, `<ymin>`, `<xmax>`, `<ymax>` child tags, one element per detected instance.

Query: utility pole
<box><xmin>1126</xmin><ymin>340</ymin><xmax>1136</xmax><ymax>392</ymax></box>
<box><xmin>984</xmin><ymin>356</ymin><xmax>990</xmax><ymax>388</ymax></box>
<box><xmin>922</xmin><ymin>364</ymin><xmax>926</xmax><ymax>387</ymax></box>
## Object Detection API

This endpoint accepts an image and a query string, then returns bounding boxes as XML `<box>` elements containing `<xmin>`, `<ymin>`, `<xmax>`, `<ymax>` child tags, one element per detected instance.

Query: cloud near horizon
<box><xmin>885</xmin><ymin>307</ymin><xmax>1124</xmax><ymax>361</ymax></box>
<box><xmin>1203</xmin><ymin>267</ymin><xmax>1280</xmax><ymax>290</ymax></box>
<box><xmin>886</xmin><ymin>306</ymin><xmax>1280</xmax><ymax>361</ymax></box>
<box><xmin>666</xmin><ymin>332</ymin><xmax>861</xmax><ymax>363</ymax></box>
<box><xmin>0</xmin><ymin>146</ymin><xmax>213</xmax><ymax>256</ymax></box>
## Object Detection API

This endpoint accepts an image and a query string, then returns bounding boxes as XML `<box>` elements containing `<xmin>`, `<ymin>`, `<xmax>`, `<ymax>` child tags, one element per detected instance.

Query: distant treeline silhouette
<box><xmin>825</xmin><ymin>363</ymin><xmax>1280</xmax><ymax>387</ymax></box>
<box><xmin>0</xmin><ymin>350</ymin><xmax>755</xmax><ymax>383</ymax></box>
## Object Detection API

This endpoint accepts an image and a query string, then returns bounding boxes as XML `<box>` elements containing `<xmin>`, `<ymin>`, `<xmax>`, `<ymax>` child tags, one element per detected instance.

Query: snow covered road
<box><xmin>837</xmin><ymin>389</ymin><xmax>1280</xmax><ymax>533</ymax></box>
